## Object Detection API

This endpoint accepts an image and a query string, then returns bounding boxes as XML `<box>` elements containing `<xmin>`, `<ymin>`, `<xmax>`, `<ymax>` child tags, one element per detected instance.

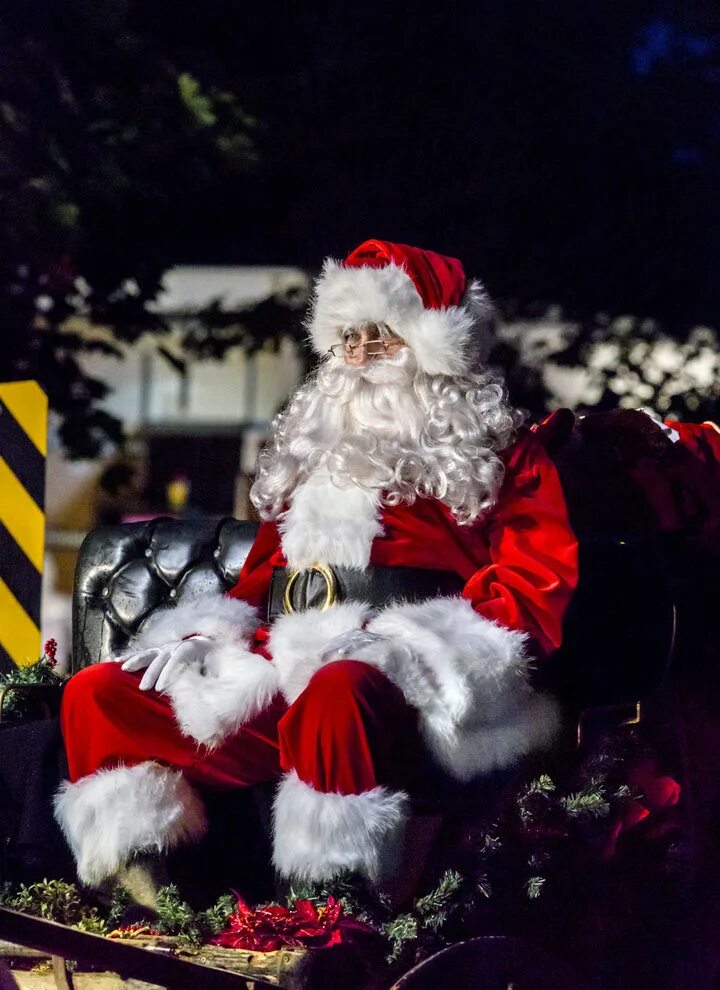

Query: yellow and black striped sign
<box><xmin>0</xmin><ymin>381</ymin><xmax>47</xmax><ymax>670</ymax></box>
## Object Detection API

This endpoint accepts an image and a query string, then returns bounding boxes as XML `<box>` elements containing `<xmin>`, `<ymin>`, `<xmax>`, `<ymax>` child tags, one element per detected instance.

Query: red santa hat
<box><xmin>307</xmin><ymin>238</ymin><xmax>495</xmax><ymax>376</ymax></box>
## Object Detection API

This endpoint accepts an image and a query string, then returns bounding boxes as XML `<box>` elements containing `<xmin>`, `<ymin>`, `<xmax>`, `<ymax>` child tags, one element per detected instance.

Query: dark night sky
<box><xmin>146</xmin><ymin>2</ymin><xmax>720</xmax><ymax>328</ymax></box>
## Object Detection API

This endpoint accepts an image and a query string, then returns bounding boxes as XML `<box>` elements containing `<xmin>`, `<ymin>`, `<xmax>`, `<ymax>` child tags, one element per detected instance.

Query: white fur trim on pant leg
<box><xmin>272</xmin><ymin>771</ymin><xmax>409</xmax><ymax>883</ymax></box>
<box><xmin>269</xmin><ymin>601</ymin><xmax>373</xmax><ymax>704</ymax></box>
<box><xmin>127</xmin><ymin>593</ymin><xmax>258</xmax><ymax>653</ymax></box>
<box><xmin>365</xmin><ymin>596</ymin><xmax>561</xmax><ymax>780</ymax></box>
<box><xmin>53</xmin><ymin>762</ymin><xmax>207</xmax><ymax>886</ymax></box>
<box><xmin>163</xmin><ymin>643</ymin><xmax>280</xmax><ymax>748</ymax></box>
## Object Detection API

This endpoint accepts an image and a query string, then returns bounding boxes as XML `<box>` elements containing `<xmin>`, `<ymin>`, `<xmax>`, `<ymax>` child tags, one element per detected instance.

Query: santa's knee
<box><xmin>296</xmin><ymin>659</ymin><xmax>405</xmax><ymax>726</ymax></box>
<box><xmin>278</xmin><ymin>658</ymin><xmax>416</xmax><ymax>788</ymax></box>
<box><xmin>62</xmin><ymin>661</ymin><xmax>129</xmax><ymax>717</ymax></box>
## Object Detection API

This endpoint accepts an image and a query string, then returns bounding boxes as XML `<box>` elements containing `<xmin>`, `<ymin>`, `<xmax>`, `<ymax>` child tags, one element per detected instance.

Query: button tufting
<box><xmin>213</xmin><ymin>548</ymin><xmax>221</xmax><ymax>559</ymax></box>
<box><xmin>169</xmin><ymin>588</ymin><xmax>177</xmax><ymax>599</ymax></box>
<box><xmin>101</xmin><ymin>587</ymin><xmax>109</xmax><ymax>597</ymax></box>
<box><xmin>145</xmin><ymin>548</ymin><xmax>153</xmax><ymax>558</ymax></box>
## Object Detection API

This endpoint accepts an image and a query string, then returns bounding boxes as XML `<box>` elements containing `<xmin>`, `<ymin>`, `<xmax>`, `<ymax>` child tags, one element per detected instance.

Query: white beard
<box><xmin>250</xmin><ymin>349</ymin><xmax>517</xmax><ymax>531</ymax></box>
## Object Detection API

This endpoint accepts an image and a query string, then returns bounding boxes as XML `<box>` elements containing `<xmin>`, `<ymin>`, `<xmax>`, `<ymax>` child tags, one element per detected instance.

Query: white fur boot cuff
<box><xmin>272</xmin><ymin>770</ymin><xmax>409</xmax><ymax>884</ymax></box>
<box><xmin>53</xmin><ymin>761</ymin><xmax>208</xmax><ymax>886</ymax></box>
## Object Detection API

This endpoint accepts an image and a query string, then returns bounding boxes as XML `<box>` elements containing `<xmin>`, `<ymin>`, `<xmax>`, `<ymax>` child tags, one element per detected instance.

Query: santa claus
<box><xmin>54</xmin><ymin>239</ymin><xmax>578</xmax><ymax>899</ymax></box>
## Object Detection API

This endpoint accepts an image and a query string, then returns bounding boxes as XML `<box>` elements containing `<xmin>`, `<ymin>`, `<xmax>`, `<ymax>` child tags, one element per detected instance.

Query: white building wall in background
<box><xmin>45</xmin><ymin>264</ymin><xmax>307</xmax><ymax>539</ymax></box>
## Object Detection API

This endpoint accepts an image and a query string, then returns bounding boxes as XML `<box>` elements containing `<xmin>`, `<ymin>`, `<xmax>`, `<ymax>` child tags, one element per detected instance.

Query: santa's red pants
<box><xmin>61</xmin><ymin>658</ymin><xmax>419</xmax><ymax>797</ymax></box>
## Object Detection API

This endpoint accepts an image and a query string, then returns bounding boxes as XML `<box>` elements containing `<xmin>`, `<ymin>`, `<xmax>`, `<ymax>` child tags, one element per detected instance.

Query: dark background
<box><xmin>145</xmin><ymin>2</ymin><xmax>720</xmax><ymax>328</ymax></box>
<box><xmin>2</xmin><ymin>0</ymin><xmax>719</xmax><ymax>454</ymax></box>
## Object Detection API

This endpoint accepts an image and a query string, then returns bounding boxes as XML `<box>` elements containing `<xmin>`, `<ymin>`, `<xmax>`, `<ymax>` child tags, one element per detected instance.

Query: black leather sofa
<box><xmin>72</xmin><ymin>518</ymin><xmax>260</xmax><ymax>672</ymax></box>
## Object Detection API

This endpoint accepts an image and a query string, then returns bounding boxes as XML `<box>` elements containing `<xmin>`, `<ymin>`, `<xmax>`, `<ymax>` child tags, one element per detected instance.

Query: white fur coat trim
<box><xmin>272</xmin><ymin>770</ymin><xmax>409</xmax><ymax>883</ymax></box>
<box><xmin>269</xmin><ymin>601</ymin><xmax>373</xmax><ymax>704</ymax></box>
<box><xmin>53</xmin><ymin>762</ymin><xmax>207</xmax><ymax>885</ymax></box>
<box><xmin>127</xmin><ymin>593</ymin><xmax>258</xmax><ymax>652</ymax></box>
<box><xmin>118</xmin><ymin>592</ymin><xmax>271</xmax><ymax>747</ymax></box>
<box><xmin>308</xmin><ymin>259</ymin><xmax>493</xmax><ymax>377</ymax></box>
<box><xmin>267</xmin><ymin>595</ymin><xmax>559</xmax><ymax>780</ymax></box>
<box><xmin>280</xmin><ymin>468</ymin><xmax>382</xmax><ymax>570</ymax></box>
<box><xmin>365</xmin><ymin>597</ymin><xmax>561</xmax><ymax>781</ymax></box>
<box><xmin>162</xmin><ymin>641</ymin><xmax>280</xmax><ymax>748</ymax></box>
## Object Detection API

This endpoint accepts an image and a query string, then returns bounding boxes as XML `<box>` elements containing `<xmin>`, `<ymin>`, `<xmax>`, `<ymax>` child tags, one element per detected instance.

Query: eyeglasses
<box><xmin>328</xmin><ymin>338</ymin><xmax>400</xmax><ymax>358</ymax></box>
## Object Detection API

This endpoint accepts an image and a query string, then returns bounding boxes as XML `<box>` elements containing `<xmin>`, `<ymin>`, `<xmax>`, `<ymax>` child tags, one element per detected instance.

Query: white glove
<box><xmin>119</xmin><ymin>636</ymin><xmax>213</xmax><ymax>692</ymax></box>
<box><xmin>319</xmin><ymin>629</ymin><xmax>393</xmax><ymax>664</ymax></box>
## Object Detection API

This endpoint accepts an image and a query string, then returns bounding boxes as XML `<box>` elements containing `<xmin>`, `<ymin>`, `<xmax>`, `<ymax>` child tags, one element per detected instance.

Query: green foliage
<box><xmin>154</xmin><ymin>885</ymin><xmax>234</xmax><ymax>949</ymax></box>
<box><xmin>560</xmin><ymin>789</ymin><xmax>611</xmax><ymax>820</ymax></box>
<box><xmin>286</xmin><ymin>869</ymin><xmax>378</xmax><ymax>921</ymax></box>
<box><xmin>1</xmin><ymin>880</ymin><xmax>106</xmax><ymax>933</ymax></box>
<box><xmin>0</xmin><ymin>0</ymin><xmax>261</xmax><ymax>456</ymax></box>
<box><xmin>196</xmin><ymin>893</ymin><xmax>237</xmax><ymax>938</ymax></box>
<box><xmin>0</xmin><ymin>878</ymin><xmax>232</xmax><ymax>950</ymax></box>
<box><xmin>178</xmin><ymin>73</ymin><xmax>218</xmax><ymax>129</ymax></box>
<box><xmin>414</xmin><ymin>869</ymin><xmax>463</xmax><ymax>922</ymax></box>
<box><xmin>0</xmin><ymin>650</ymin><xmax>66</xmax><ymax>719</ymax></box>
<box><xmin>382</xmin><ymin>914</ymin><xmax>418</xmax><ymax>963</ymax></box>
<box><xmin>525</xmin><ymin>876</ymin><xmax>546</xmax><ymax>900</ymax></box>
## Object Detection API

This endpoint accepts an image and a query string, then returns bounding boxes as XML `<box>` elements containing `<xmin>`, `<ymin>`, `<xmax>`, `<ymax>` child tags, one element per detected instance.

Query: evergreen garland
<box><xmin>0</xmin><ymin>641</ymin><xmax>66</xmax><ymax>719</ymax></box>
<box><xmin>0</xmin><ymin>880</ymin><xmax>107</xmax><ymax>934</ymax></box>
<box><xmin>0</xmin><ymin>724</ymin><xmax>679</xmax><ymax>976</ymax></box>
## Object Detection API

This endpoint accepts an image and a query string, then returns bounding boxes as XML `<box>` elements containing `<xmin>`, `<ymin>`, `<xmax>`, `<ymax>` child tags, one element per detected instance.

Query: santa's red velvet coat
<box><xmin>54</xmin><ymin>238</ymin><xmax>581</xmax><ymax>887</ymax></box>
<box><xmin>56</xmin><ymin>429</ymin><xmax>578</xmax><ymax>886</ymax></box>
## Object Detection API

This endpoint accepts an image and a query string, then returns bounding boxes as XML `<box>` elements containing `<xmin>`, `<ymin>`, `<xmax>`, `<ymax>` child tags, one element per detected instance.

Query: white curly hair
<box><xmin>250</xmin><ymin>342</ymin><xmax>519</xmax><ymax>526</ymax></box>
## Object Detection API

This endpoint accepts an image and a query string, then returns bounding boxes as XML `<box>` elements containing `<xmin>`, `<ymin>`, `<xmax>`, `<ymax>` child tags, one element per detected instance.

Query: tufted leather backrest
<box><xmin>71</xmin><ymin>512</ymin><xmax>677</xmax><ymax>712</ymax></box>
<box><xmin>72</xmin><ymin>517</ymin><xmax>259</xmax><ymax>672</ymax></box>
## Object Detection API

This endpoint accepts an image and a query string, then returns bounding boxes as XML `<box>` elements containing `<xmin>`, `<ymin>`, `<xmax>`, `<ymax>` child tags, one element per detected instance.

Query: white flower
<box><xmin>587</xmin><ymin>341</ymin><xmax>620</xmax><ymax>371</ymax></box>
<box><xmin>643</xmin><ymin>365</ymin><xmax>665</xmax><ymax>386</ymax></box>
<box><xmin>610</xmin><ymin>316</ymin><xmax>636</xmax><ymax>338</ymax></box>
<box><xmin>628</xmin><ymin>341</ymin><xmax>650</xmax><ymax>366</ymax></box>
<box><xmin>633</xmin><ymin>382</ymin><xmax>655</xmax><ymax>401</ymax></box>
<box><xmin>498</xmin><ymin>314</ymin><xmax>577</xmax><ymax>368</ymax></box>
<box><xmin>687</xmin><ymin>326</ymin><xmax>718</xmax><ymax>348</ymax></box>
<box><xmin>35</xmin><ymin>294</ymin><xmax>54</xmax><ymax>312</ymax></box>
<box><xmin>649</xmin><ymin>340</ymin><xmax>685</xmax><ymax>374</ymax></box>
<box><xmin>543</xmin><ymin>364</ymin><xmax>603</xmax><ymax>407</ymax></box>
<box><xmin>683</xmin><ymin>349</ymin><xmax>718</xmax><ymax>390</ymax></box>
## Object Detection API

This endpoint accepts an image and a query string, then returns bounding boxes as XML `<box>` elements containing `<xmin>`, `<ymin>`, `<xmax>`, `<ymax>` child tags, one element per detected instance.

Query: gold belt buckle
<box><xmin>282</xmin><ymin>563</ymin><xmax>338</xmax><ymax>614</ymax></box>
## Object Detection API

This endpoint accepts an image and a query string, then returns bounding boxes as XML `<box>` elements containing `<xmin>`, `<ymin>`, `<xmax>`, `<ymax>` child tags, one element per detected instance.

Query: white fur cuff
<box><xmin>269</xmin><ymin>601</ymin><xmax>373</xmax><ymax>704</ymax></box>
<box><xmin>129</xmin><ymin>592</ymin><xmax>258</xmax><ymax>653</ymax></box>
<box><xmin>54</xmin><ymin>762</ymin><xmax>207</xmax><ymax>885</ymax></box>
<box><xmin>164</xmin><ymin>643</ymin><xmax>280</xmax><ymax>747</ymax></box>
<box><xmin>366</xmin><ymin>596</ymin><xmax>561</xmax><ymax>781</ymax></box>
<box><xmin>272</xmin><ymin>771</ymin><xmax>408</xmax><ymax>883</ymax></box>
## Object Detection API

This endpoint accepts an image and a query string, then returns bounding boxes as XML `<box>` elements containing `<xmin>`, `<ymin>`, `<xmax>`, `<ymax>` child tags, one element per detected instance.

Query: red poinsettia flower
<box><xmin>211</xmin><ymin>896</ymin><xmax>372</xmax><ymax>953</ymax></box>
<box><xmin>601</xmin><ymin>757</ymin><xmax>681</xmax><ymax>860</ymax></box>
<box><xmin>627</xmin><ymin>758</ymin><xmax>681</xmax><ymax>810</ymax></box>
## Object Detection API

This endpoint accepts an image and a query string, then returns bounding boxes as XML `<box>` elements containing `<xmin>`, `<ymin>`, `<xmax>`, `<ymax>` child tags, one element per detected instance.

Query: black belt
<box><xmin>268</xmin><ymin>564</ymin><xmax>463</xmax><ymax>621</ymax></box>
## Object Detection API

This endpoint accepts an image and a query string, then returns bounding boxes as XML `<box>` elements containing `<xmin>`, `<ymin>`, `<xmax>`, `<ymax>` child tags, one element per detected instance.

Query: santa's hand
<box><xmin>118</xmin><ymin>637</ymin><xmax>210</xmax><ymax>692</ymax></box>
<box><xmin>153</xmin><ymin>636</ymin><xmax>214</xmax><ymax>694</ymax></box>
<box><xmin>119</xmin><ymin>645</ymin><xmax>174</xmax><ymax>690</ymax></box>
<box><xmin>319</xmin><ymin>629</ymin><xmax>390</xmax><ymax>664</ymax></box>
